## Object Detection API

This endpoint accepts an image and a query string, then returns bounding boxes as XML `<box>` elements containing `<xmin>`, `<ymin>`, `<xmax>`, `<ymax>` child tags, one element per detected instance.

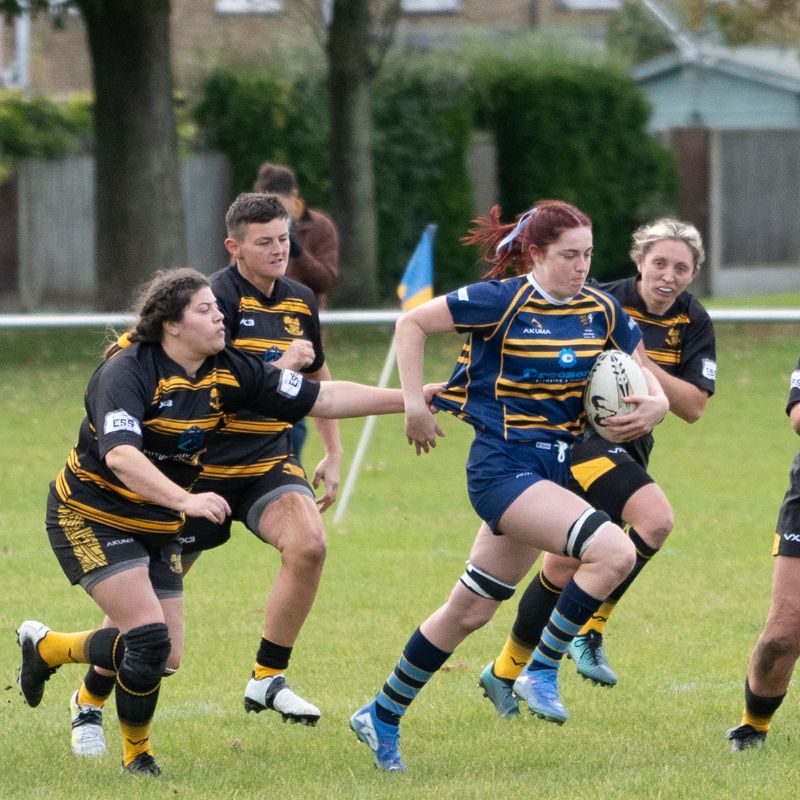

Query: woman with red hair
<box><xmin>349</xmin><ymin>202</ymin><xmax>668</xmax><ymax>772</ymax></box>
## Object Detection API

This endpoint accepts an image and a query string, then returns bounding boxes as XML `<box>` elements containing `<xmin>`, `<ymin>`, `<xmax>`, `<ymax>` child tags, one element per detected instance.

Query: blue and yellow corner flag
<box><xmin>397</xmin><ymin>224</ymin><xmax>437</xmax><ymax>310</ymax></box>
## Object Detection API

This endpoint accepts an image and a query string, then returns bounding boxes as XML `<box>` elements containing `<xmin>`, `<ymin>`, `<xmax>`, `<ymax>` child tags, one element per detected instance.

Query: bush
<box><xmin>195</xmin><ymin>61</ymin><xmax>477</xmax><ymax>298</ymax></box>
<box><xmin>0</xmin><ymin>91</ymin><xmax>93</xmax><ymax>181</ymax></box>
<box><xmin>373</xmin><ymin>54</ymin><xmax>476</xmax><ymax>294</ymax></box>
<box><xmin>472</xmin><ymin>48</ymin><xmax>677</xmax><ymax>279</ymax></box>
<box><xmin>194</xmin><ymin>41</ymin><xmax>677</xmax><ymax>297</ymax></box>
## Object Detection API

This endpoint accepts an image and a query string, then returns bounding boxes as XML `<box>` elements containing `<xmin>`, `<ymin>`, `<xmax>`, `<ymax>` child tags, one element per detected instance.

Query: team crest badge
<box><xmin>283</xmin><ymin>315</ymin><xmax>303</xmax><ymax>337</ymax></box>
<box><xmin>178</xmin><ymin>425</ymin><xmax>206</xmax><ymax>454</ymax></box>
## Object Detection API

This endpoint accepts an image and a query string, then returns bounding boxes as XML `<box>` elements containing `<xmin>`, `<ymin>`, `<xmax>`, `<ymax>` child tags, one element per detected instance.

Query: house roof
<box><xmin>633</xmin><ymin>43</ymin><xmax>800</xmax><ymax>95</ymax></box>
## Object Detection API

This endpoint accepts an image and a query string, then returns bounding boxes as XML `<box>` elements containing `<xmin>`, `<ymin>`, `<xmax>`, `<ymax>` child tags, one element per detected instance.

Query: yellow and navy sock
<box><xmin>376</xmin><ymin>628</ymin><xmax>451</xmax><ymax>725</ymax></box>
<box><xmin>529</xmin><ymin>579</ymin><xmax>603</xmax><ymax>671</ymax></box>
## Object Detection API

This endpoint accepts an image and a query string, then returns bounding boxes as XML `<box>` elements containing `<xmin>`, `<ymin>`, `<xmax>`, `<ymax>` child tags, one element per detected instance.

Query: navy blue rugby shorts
<box><xmin>466</xmin><ymin>433</ymin><xmax>572</xmax><ymax>533</ymax></box>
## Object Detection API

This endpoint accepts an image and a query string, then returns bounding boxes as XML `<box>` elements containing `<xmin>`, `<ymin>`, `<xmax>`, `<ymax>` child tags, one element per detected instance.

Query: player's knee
<box><xmin>282</xmin><ymin>521</ymin><xmax>327</xmax><ymax>571</ymax></box>
<box><xmin>582</xmin><ymin>522</ymin><xmax>636</xmax><ymax>583</ymax></box>
<box><xmin>634</xmin><ymin>507</ymin><xmax>674</xmax><ymax>548</ymax></box>
<box><xmin>757</xmin><ymin>629</ymin><xmax>800</xmax><ymax>665</ymax></box>
<box><xmin>119</xmin><ymin>623</ymin><xmax>171</xmax><ymax>690</ymax></box>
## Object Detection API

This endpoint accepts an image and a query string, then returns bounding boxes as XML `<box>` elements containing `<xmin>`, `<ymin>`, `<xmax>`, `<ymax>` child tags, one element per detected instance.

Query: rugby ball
<box><xmin>584</xmin><ymin>350</ymin><xmax>648</xmax><ymax>441</ymax></box>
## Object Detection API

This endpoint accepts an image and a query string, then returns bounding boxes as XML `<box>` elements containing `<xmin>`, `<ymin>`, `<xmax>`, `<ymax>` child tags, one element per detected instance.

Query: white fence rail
<box><xmin>0</xmin><ymin>308</ymin><xmax>799</xmax><ymax>329</ymax></box>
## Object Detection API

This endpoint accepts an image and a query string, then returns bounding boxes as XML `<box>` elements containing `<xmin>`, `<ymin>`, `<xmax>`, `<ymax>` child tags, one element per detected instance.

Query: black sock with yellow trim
<box><xmin>580</xmin><ymin>527</ymin><xmax>657</xmax><ymax>636</ymax></box>
<box><xmin>493</xmin><ymin>571</ymin><xmax>562</xmax><ymax>682</ymax></box>
<box><xmin>741</xmin><ymin>679</ymin><xmax>785</xmax><ymax>732</ymax></box>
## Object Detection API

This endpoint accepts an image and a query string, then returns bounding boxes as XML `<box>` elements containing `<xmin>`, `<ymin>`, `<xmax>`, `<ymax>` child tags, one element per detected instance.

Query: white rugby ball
<box><xmin>584</xmin><ymin>350</ymin><xmax>648</xmax><ymax>441</ymax></box>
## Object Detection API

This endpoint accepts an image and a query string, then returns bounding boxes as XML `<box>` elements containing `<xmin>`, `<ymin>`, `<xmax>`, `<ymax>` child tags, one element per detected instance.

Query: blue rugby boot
<box><xmin>478</xmin><ymin>663</ymin><xmax>520</xmax><ymax>719</ymax></box>
<box><xmin>349</xmin><ymin>700</ymin><xmax>405</xmax><ymax>772</ymax></box>
<box><xmin>513</xmin><ymin>668</ymin><xmax>568</xmax><ymax>725</ymax></box>
<box><xmin>568</xmin><ymin>631</ymin><xmax>618</xmax><ymax>687</ymax></box>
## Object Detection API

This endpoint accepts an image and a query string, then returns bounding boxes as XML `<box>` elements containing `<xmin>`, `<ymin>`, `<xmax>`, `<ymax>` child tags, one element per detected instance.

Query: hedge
<box><xmin>195</xmin><ymin>45</ymin><xmax>676</xmax><ymax>298</ymax></box>
<box><xmin>474</xmin><ymin>52</ymin><xmax>677</xmax><ymax>279</ymax></box>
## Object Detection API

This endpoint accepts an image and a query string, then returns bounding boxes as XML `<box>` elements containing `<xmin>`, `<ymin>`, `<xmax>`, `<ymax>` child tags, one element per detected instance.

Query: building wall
<box><xmin>642</xmin><ymin>66</ymin><xmax>800</xmax><ymax>130</ymax></box>
<box><xmin>2</xmin><ymin>0</ymin><xmax>617</xmax><ymax>96</ymax></box>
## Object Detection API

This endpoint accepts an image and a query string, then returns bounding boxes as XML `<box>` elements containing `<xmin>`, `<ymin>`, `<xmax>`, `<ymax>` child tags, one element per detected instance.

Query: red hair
<box><xmin>463</xmin><ymin>201</ymin><xmax>592</xmax><ymax>279</ymax></box>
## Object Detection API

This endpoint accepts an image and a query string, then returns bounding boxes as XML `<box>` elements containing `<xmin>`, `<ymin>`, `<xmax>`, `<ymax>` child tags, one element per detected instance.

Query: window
<box><xmin>401</xmin><ymin>0</ymin><xmax>462</xmax><ymax>13</ymax></box>
<box><xmin>215</xmin><ymin>0</ymin><xmax>282</xmax><ymax>14</ymax></box>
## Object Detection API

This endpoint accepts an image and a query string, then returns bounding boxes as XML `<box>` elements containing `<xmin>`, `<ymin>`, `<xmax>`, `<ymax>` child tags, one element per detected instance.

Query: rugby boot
<box><xmin>478</xmin><ymin>663</ymin><xmax>520</xmax><ymax>718</ymax></box>
<box><xmin>514</xmin><ymin>668</ymin><xmax>568</xmax><ymax>725</ymax></box>
<box><xmin>349</xmin><ymin>699</ymin><xmax>405</xmax><ymax>772</ymax></box>
<box><xmin>16</xmin><ymin>620</ymin><xmax>59</xmax><ymax>707</ymax></box>
<box><xmin>70</xmin><ymin>689</ymin><xmax>106</xmax><ymax>756</ymax></box>
<box><xmin>244</xmin><ymin>673</ymin><xmax>321</xmax><ymax>725</ymax></box>
<box><xmin>568</xmin><ymin>631</ymin><xmax>618</xmax><ymax>687</ymax></box>
<box><xmin>725</xmin><ymin>724</ymin><xmax>767</xmax><ymax>752</ymax></box>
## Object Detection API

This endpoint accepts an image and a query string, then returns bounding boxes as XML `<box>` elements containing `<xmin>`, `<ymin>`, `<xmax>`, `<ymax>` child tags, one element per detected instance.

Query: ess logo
<box><xmin>279</xmin><ymin>369</ymin><xmax>303</xmax><ymax>398</ymax></box>
<box><xmin>104</xmin><ymin>410</ymin><xmax>141</xmax><ymax>436</ymax></box>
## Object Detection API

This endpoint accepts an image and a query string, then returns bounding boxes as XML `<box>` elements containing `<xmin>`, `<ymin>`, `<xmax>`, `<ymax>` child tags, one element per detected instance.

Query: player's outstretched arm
<box><xmin>308</xmin><ymin>381</ymin><xmax>444</xmax><ymax>420</ymax></box>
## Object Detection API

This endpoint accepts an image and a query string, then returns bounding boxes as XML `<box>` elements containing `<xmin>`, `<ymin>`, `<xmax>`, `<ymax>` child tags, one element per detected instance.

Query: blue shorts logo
<box><xmin>558</xmin><ymin>348</ymin><xmax>577</xmax><ymax>368</ymax></box>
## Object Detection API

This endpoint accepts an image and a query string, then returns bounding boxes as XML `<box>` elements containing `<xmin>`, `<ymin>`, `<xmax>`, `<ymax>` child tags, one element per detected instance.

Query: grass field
<box><xmin>2</xmin><ymin>322</ymin><xmax>800</xmax><ymax>799</ymax></box>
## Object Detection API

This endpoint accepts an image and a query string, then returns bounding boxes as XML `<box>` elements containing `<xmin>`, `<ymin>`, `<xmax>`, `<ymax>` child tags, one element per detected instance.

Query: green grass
<box><xmin>2</xmin><ymin>323</ymin><xmax>800</xmax><ymax>799</ymax></box>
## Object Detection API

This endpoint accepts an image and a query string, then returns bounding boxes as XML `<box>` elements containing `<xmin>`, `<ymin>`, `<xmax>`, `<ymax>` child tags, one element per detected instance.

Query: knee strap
<box><xmin>459</xmin><ymin>561</ymin><xmax>516</xmax><ymax>601</ymax></box>
<box><xmin>564</xmin><ymin>508</ymin><xmax>611</xmax><ymax>559</ymax></box>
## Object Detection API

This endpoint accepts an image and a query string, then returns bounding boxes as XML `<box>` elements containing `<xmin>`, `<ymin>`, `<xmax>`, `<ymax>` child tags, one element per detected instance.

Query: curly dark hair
<box><xmin>104</xmin><ymin>268</ymin><xmax>210</xmax><ymax>359</ymax></box>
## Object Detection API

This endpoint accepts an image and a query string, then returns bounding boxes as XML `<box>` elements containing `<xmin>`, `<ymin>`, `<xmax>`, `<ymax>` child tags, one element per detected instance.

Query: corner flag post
<box><xmin>333</xmin><ymin>224</ymin><xmax>437</xmax><ymax>525</ymax></box>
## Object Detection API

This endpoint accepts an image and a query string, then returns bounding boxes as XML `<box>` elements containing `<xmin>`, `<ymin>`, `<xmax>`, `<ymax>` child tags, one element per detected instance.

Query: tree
<box><xmin>326</xmin><ymin>0</ymin><xmax>400</xmax><ymax>306</ymax></box>
<box><xmin>686</xmin><ymin>0</ymin><xmax>800</xmax><ymax>45</ymax></box>
<box><xmin>1</xmin><ymin>0</ymin><xmax>186</xmax><ymax>310</ymax></box>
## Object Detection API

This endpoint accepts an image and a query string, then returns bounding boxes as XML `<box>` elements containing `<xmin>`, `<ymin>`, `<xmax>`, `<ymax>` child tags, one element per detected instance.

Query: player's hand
<box><xmin>604</xmin><ymin>393</ymin><xmax>668</xmax><ymax>441</ymax></box>
<box><xmin>274</xmin><ymin>340</ymin><xmax>315</xmax><ymax>371</ymax></box>
<box><xmin>422</xmin><ymin>382</ymin><xmax>447</xmax><ymax>409</ymax></box>
<box><xmin>312</xmin><ymin>451</ymin><xmax>342</xmax><ymax>513</ymax></box>
<box><xmin>181</xmin><ymin>492</ymin><xmax>231</xmax><ymax>524</ymax></box>
<box><xmin>404</xmin><ymin>405</ymin><xmax>445</xmax><ymax>455</ymax></box>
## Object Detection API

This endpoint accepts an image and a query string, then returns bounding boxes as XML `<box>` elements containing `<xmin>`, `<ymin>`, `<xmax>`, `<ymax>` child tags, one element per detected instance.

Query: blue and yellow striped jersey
<box><xmin>433</xmin><ymin>274</ymin><xmax>642</xmax><ymax>443</ymax></box>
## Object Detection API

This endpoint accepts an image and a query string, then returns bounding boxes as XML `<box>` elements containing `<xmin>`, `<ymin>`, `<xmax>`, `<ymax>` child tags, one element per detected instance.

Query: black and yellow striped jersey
<box><xmin>198</xmin><ymin>266</ymin><xmax>324</xmax><ymax>478</ymax></box>
<box><xmin>582</xmin><ymin>276</ymin><xmax>716</xmax><ymax>466</ymax></box>
<box><xmin>432</xmin><ymin>274</ymin><xmax>642</xmax><ymax>443</ymax></box>
<box><xmin>54</xmin><ymin>342</ymin><xmax>319</xmax><ymax>539</ymax></box>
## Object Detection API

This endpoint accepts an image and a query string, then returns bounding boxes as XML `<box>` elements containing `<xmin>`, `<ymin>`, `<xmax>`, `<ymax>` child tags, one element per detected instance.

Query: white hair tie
<box><xmin>495</xmin><ymin>208</ymin><xmax>538</xmax><ymax>255</ymax></box>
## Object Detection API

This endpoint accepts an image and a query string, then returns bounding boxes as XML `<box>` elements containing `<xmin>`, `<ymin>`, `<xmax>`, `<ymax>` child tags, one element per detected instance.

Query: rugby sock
<box><xmin>579</xmin><ymin>527</ymin><xmax>657</xmax><ymax>635</ymax></box>
<box><xmin>116</xmin><ymin>625</ymin><xmax>168</xmax><ymax>767</ymax></box>
<box><xmin>375</xmin><ymin>628</ymin><xmax>451</xmax><ymax>725</ymax></box>
<box><xmin>36</xmin><ymin>629</ymin><xmax>96</xmax><ymax>667</ymax></box>
<box><xmin>37</xmin><ymin>627</ymin><xmax>123</xmax><ymax>669</ymax></box>
<box><xmin>493</xmin><ymin>571</ymin><xmax>562</xmax><ymax>682</ymax></box>
<box><xmin>741</xmin><ymin>679</ymin><xmax>785</xmax><ymax>732</ymax></box>
<box><xmin>527</xmin><ymin>579</ymin><xmax>603</xmax><ymax>672</ymax></box>
<box><xmin>79</xmin><ymin>666</ymin><xmax>117</xmax><ymax>707</ymax></box>
<box><xmin>253</xmin><ymin>638</ymin><xmax>292</xmax><ymax>679</ymax></box>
